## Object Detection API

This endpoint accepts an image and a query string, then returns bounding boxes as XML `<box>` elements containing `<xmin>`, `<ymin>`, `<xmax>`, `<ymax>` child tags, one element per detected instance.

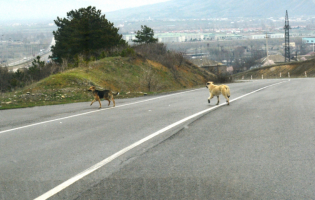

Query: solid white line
<box><xmin>0</xmin><ymin>88</ymin><xmax>203</xmax><ymax>135</ymax></box>
<box><xmin>34</xmin><ymin>80</ymin><xmax>288</xmax><ymax>200</ymax></box>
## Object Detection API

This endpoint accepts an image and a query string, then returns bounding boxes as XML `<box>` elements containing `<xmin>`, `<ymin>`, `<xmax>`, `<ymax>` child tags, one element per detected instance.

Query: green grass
<box><xmin>0</xmin><ymin>56</ymin><xmax>214</xmax><ymax>110</ymax></box>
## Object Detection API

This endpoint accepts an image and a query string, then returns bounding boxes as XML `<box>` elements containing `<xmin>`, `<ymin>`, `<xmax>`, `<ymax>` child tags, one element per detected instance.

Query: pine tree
<box><xmin>133</xmin><ymin>25</ymin><xmax>158</xmax><ymax>44</ymax></box>
<box><xmin>51</xmin><ymin>6</ymin><xmax>125</xmax><ymax>62</ymax></box>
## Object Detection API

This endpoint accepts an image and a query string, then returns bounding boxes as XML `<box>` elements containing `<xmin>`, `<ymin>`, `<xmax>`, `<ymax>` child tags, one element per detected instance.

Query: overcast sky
<box><xmin>0</xmin><ymin>0</ymin><xmax>170</xmax><ymax>21</ymax></box>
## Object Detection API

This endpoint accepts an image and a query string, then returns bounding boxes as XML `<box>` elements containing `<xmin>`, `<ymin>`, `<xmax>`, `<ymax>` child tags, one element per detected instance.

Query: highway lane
<box><xmin>7</xmin><ymin>37</ymin><xmax>54</xmax><ymax>68</ymax></box>
<box><xmin>5</xmin><ymin>52</ymin><xmax>52</xmax><ymax>72</ymax></box>
<box><xmin>0</xmin><ymin>79</ymin><xmax>308</xmax><ymax>199</ymax></box>
<box><xmin>5</xmin><ymin>37</ymin><xmax>54</xmax><ymax>72</ymax></box>
<box><xmin>74</xmin><ymin>78</ymin><xmax>315</xmax><ymax>200</ymax></box>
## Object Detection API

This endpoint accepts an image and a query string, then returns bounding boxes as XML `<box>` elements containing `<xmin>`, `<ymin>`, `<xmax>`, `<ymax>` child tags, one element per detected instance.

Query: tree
<box><xmin>51</xmin><ymin>6</ymin><xmax>125</xmax><ymax>62</ymax></box>
<box><xmin>28</xmin><ymin>56</ymin><xmax>45</xmax><ymax>81</ymax></box>
<box><xmin>0</xmin><ymin>67</ymin><xmax>10</xmax><ymax>93</ymax></box>
<box><xmin>133</xmin><ymin>25</ymin><xmax>158</xmax><ymax>44</ymax></box>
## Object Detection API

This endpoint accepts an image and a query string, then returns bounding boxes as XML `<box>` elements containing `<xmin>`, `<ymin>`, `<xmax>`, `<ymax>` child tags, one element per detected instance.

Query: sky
<box><xmin>0</xmin><ymin>0</ymin><xmax>170</xmax><ymax>21</ymax></box>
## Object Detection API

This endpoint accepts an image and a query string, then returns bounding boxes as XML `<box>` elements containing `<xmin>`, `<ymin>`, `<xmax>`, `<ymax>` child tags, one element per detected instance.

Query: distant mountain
<box><xmin>107</xmin><ymin>0</ymin><xmax>315</xmax><ymax>20</ymax></box>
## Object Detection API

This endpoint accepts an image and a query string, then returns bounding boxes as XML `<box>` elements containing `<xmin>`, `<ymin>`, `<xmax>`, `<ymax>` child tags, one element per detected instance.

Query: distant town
<box><xmin>1</xmin><ymin>15</ymin><xmax>315</xmax><ymax>73</ymax></box>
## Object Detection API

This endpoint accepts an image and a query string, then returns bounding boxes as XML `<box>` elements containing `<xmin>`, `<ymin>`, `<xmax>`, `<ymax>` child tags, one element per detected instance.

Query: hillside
<box><xmin>107</xmin><ymin>0</ymin><xmax>315</xmax><ymax>20</ymax></box>
<box><xmin>0</xmin><ymin>55</ymin><xmax>215</xmax><ymax>109</ymax></box>
<box><xmin>233</xmin><ymin>59</ymin><xmax>315</xmax><ymax>80</ymax></box>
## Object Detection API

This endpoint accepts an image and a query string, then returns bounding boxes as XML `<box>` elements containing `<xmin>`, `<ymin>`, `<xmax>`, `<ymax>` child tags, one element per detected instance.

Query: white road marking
<box><xmin>0</xmin><ymin>88</ymin><xmax>203</xmax><ymax>135</ymax></box>
<box><xmin>34</xmin><ymin>80</ymin><xmax>288</xmax><ymax>200</ymax></box>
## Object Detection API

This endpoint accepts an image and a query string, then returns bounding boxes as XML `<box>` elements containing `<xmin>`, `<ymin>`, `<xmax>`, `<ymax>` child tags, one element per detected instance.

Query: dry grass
<box><xmin>233</xmin><ymin>59</ymin><xmax>315</xmax><ymax>80</ymax></box>
<box><xmin>0</xmin><ymin>55</ymin><xmax>214</xmax><ymax>109</ymax></box>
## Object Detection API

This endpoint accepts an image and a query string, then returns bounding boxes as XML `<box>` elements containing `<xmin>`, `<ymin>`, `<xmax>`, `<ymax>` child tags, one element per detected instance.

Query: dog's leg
<box><xmin>216</xmin><ymin>96</ymin><xmax>219</xmax><ymax>105</ymax></box>
<box><xmin>224</xmin><ymin>95</ymin><xmax>230</xmax><ymax>105</ymax></box>
<box><xmin>105</xmin><ymin>97</ymin><xmax>110</xmax><ymax>106</ymax></box>
<box><xmin>90</xmin><ymin>99</ymin><xmax>96</xmax><ymax>106</ymax></box>
<box><xmin>112</xmin><ymin>97</ymin><xmax>115</xmax><ymax>107</ymax></box>
<box><xmin>208</xmin><ymin>93</ymin><xmax>214</xmax><ymax>103</ymax></box>
<box><xmin>97</xmin><ymin>97</ymin><xmax>101</xmax><ymax>109</ymax></box>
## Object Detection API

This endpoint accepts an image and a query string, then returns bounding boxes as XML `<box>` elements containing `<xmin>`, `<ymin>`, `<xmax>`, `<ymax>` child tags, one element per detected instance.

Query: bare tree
<box><xmin>61</xmin><ymin>58</ymin><xmax>69</xmax><ymax>72</ymax></box>
<box><xmin>0</xmin><ymin>67</ymin><xmax>10</xmax><ymax>93</ymax></box>
<box><xmin>141</xmin><ymin>67</ymin><xmax>158</xmax><ymax>92</ymax></box>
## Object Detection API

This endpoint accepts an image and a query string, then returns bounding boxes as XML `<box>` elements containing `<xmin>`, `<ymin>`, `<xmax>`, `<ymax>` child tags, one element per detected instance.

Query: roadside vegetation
<box><xmin>0</xmin><ymin>6</ymin><xmax>215</xmax><ymax>109</ymax></box>
<box><xmin>0</xmin><ymin>50</ymin><xmax>214</xmax><ymax>109</ymax></box>
<box><xmin>232</xmin><ymin>58</ymin><xmax>315</xmax><ymax>80</ymax></box>
<box><xmin>0</xmin><ymin>6</ymin><xmax>215</xmax><ymax>110</ymax></box>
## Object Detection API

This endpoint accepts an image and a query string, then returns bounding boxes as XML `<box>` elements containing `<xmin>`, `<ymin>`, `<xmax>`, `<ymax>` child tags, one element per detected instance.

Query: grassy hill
<box><xmin>233</xmin><ymin>59</ymin><xmax>315</xmax><ymax>80</ymax></box>
<box><xmin>0</xmin><ymin>55</ymin><xmax>215</xmax><ymax>109</ymax></box>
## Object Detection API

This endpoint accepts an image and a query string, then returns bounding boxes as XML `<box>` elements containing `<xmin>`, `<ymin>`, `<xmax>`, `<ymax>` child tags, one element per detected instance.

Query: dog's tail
<box><xmin>225</xmin><ymin>86</ymin><xmax>231</xmax><ymax>98</ymax></box>
<box><xmin>113</xmin><ymin>92</ymin><xmax>119</xmax><ymax>96</ymax></box>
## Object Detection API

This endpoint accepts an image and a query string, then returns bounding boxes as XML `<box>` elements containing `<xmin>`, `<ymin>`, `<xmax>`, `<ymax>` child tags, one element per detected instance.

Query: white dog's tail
<box><xmin>225</xmin><ymin>86</ymin><xmax>230</xmax><ymax>98</ymax></box>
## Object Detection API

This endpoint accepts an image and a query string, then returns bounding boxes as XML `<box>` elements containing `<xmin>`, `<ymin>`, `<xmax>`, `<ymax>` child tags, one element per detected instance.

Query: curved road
<box><xmin>1</xmin><ymin>79</ymin><xmax>315</xmax><ymax>199</ymax></box>
<box><xmin>7</xmin><ymin>37</ymin><xmax>54</xmax><ymax>72</ymax></box>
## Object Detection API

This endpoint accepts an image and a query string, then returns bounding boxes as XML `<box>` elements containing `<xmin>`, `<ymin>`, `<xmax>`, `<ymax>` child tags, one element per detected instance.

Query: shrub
<box><xmin>121</xmin><ymin>47</ymin><xmax>135</xmax><ymax>57</ymax></box>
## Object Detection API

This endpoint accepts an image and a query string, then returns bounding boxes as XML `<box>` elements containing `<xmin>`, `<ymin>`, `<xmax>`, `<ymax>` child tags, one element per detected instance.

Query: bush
<box><xmin>0</xmin><ymin>56</ymin><xmax>68</xmax><ymax>93</ymax></box>
<box><xmin>133</xmin><ymin>43</ymin><xmax>185</xmax><ymax>81</ymax></box>
<box><xmin>121</xmin><ymin>47</ymin><xmax>135</xmax><ymax>57</ymax></box>
<box><xmin>216</xmin><ymin>75</ymin><xmax>233</xmax><ymax>83</ymax></box>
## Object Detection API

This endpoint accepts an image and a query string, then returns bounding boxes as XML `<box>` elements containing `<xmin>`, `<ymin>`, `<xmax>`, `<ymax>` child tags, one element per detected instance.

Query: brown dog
<box><xmin>88</xmin><ymin>86</ymin><xmax>119</xmax><ymax>108</ymax></box>
<box><xmin>206</xmin><ymin>81</ymin><xmax>231</xmax><ymax>105</ymax></box>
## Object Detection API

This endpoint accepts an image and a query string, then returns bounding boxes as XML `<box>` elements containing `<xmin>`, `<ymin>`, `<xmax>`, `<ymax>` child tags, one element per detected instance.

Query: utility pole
<box><xmin>265</xmin><ymin>33</ymin><xmax>269</xmax><ymax>58</ymax></box>
<box><xmin>0</xmin><ymin>35</ymin><xmax>3</xmax><ymax>64</ymax></box>
<box><xmin>284</xmin><ymin>10</ymin><xmax>291</xmax><ymax>62</ymax></box>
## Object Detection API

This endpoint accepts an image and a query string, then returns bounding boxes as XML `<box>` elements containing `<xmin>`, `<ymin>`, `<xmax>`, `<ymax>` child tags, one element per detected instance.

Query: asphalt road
<box><xmin>1</xmin><ymin>79</ymin><xmax>315</xmax><ymax>199</ymax></box>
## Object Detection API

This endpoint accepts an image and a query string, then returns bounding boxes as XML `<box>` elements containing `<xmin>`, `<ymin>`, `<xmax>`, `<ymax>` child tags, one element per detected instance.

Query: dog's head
<box><xmin>206</xmin><ymin>81</ymin><xmax>213</xmax><ymax>88</ymax></box>
<box><xmin>88</xmin><ymin>86</ymin><xmax>96</xmax><ymax>91</ymax></box>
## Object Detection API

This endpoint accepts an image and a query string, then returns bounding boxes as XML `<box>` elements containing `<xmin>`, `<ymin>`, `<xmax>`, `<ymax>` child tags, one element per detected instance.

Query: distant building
<box><xmin>302</xmin><ymin>37</ymin><xmax>315</xmax><ymax>44</ymax></box>
<box><xmin>157</xmin><ymin>35</ymin><xmax>185</xmax><ymax>43</ymax></box>
<box><xmin>184</xmin><ymin>34</ymin><xmax>204</xmax><ymax>41</ymax></box>
<box><xmin>203</xmin><ymin>33</ymin><xmax>216</xmax><ymax>40</ymax></box>
<box><xmin>213</xmin><ymin>34</ymin><xmax>243</xmax><ymax>40</ymax></box>
<box><xmin>200</xmin><ymin>64</ymin><xmax>228</xmax><ymax>75</ymax></box>
<box><xmin>226</xmin><ymin>66</ymin><xmax>234</xmax><ymax>73</ymax></box>
<box><xmin>123</xmin><ymin>33</ymin><xmax>203</xmax><ymax>43</ymax></box>
<box><xmin>249</xmin><ymin>33</ymin><xmax>284</xmax><ymax>40</ymax></box>
<box><xmin>256</xmin><ymin>55</ymin><xmax>285</xmax><ymax>67</ymax></box>
<box><xmin>281</xmin><ymin>42</ymin><xmax>295</xmax><ymax>47</ymax></box>
<box><xmin>270</xmin><ymin>33</ymin><xmax>285</xmax><ymax>39</ymax></box>
<box><xmin>250</xmin><ymin>35</ymin><xmax>265</xmax><ymax>39</ymax></box>
<box><xmin>123</xmin><ymin>35</ymin><xmax>136</xmax><ymax>43</ymax></box>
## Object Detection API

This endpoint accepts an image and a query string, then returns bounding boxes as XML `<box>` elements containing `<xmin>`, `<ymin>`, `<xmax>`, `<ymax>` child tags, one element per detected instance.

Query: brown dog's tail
<box><xmin>113</xmin><ymin>92</ymin><xmax>119</xmax><ymax>96</ymax></box>
<box><xmin>225</xmin><ymin>86</ymin><xmax>231</xmax><ymax>98</ymax></box>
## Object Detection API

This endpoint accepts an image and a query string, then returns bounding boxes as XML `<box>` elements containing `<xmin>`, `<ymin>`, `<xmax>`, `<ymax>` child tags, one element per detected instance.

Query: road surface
<box><xmin>1</xmin><ymin>79</ymin><xmax>315</xmax><ymax>199</ymax></box>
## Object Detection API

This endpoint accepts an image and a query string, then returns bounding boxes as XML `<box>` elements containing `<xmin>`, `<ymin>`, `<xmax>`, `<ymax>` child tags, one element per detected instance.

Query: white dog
<box><xmin>206</xmin><ymin>81</ymin><xmax>231</xmax><ymax>105</ymax></box>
